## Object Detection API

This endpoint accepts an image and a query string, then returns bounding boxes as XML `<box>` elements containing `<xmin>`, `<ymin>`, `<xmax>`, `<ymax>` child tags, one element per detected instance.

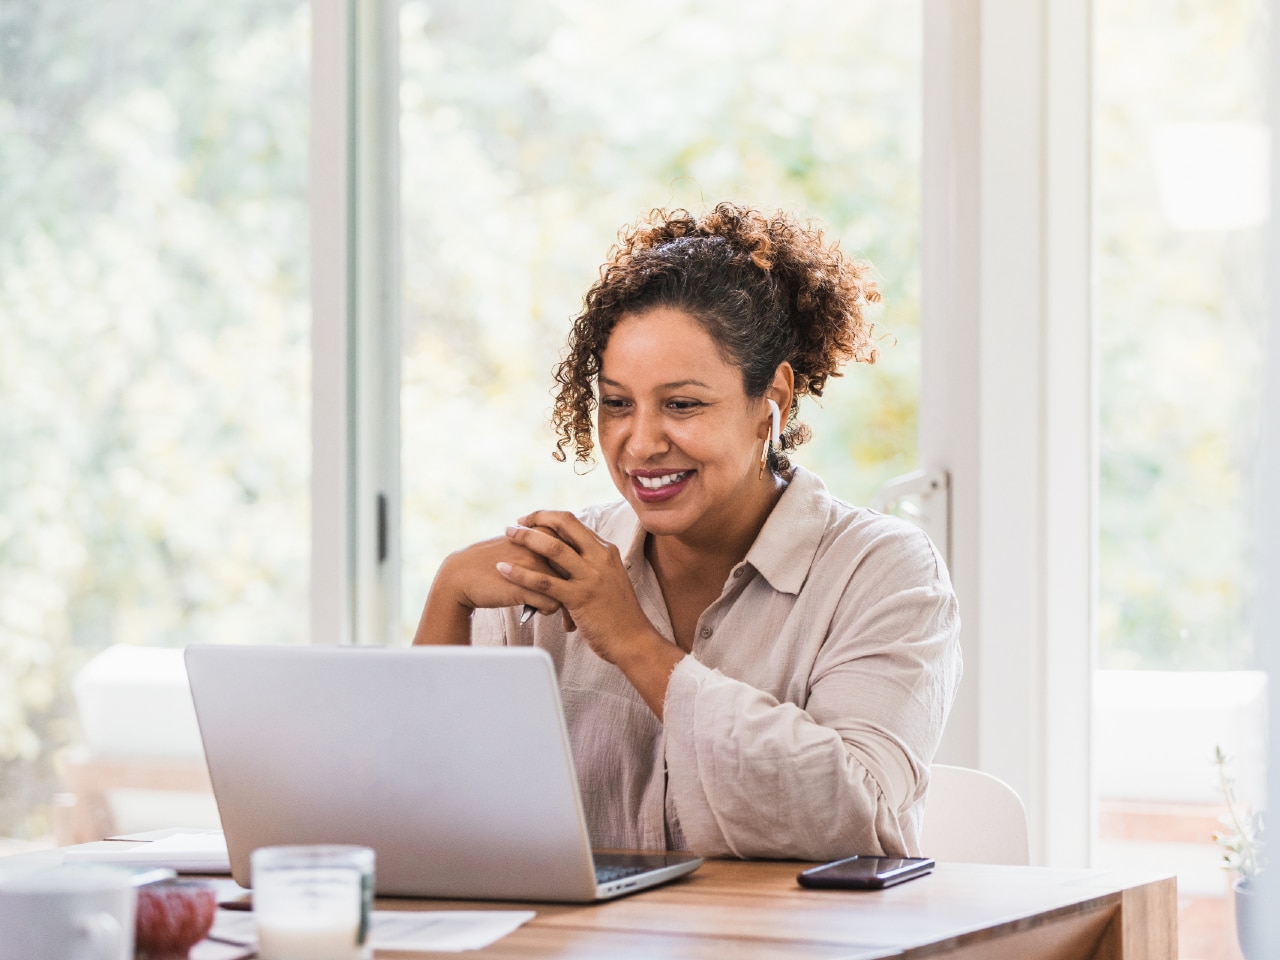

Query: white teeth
<box><xmin>635</xmin><ymin>471</ymin><xmax>690</xmax><ymax>490</ymax></box>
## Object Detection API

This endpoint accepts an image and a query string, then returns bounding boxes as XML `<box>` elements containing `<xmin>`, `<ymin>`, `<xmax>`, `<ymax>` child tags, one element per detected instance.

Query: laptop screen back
<box><xmin>185</xmin><ymin>644</ymin><xmax>601</xmax><ymax>900</ymax></box>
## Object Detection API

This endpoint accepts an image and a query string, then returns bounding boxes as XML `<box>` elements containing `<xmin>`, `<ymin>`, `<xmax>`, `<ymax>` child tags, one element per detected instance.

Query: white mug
<box><xmin>0</xmin><ymin>865</ymin><xmax>136</xmax><ymax>960</ymax></box>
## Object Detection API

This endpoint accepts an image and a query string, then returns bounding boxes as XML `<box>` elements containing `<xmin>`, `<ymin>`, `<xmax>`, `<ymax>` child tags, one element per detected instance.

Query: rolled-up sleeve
<box><xmin>662</xmin><ymin>527</ymin><xmax>961</xmax><ymax>859</ymax></box>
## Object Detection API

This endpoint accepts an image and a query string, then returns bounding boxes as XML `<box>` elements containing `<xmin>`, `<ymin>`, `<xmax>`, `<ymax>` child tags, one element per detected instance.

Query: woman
<box><xmin>414</xmin><ymin>203</ymin><xmax>961</xmax><ymax>860</ymax></box>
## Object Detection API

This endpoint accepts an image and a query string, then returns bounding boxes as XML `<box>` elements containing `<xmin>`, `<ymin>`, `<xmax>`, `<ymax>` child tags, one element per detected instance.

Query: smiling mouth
<box><xmin>632</xmin><ymin>470</ymin><xmax>694</xmax><ymax>490</ymax></box>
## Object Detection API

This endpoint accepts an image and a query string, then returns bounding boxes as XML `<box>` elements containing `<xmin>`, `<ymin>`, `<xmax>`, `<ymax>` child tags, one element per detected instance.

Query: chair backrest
<box><xmin>919</xmin><ymin>764</ymin><xmax>1030</xmax><ymax>865</ymax></box>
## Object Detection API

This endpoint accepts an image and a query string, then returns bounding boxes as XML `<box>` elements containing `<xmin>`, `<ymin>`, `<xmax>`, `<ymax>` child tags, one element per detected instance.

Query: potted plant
<box><xmin>1214</xmin><ymin>746</ymin><xmax>1264</xmax><ymax>960</ymax></box>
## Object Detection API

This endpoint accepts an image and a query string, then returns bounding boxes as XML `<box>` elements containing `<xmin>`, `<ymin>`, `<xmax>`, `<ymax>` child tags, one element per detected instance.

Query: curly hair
<box><xmin>551</xmin><ymin>202</ymin><xmax>880</xmax><ymax>471</ymax></box>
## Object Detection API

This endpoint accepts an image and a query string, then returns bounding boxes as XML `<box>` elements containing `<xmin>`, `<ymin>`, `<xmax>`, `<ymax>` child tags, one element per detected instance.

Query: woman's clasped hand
<box><xmin>499</xmin><ymin>512</ymin><xmax>684</xmax><ymax>717</ymax></box>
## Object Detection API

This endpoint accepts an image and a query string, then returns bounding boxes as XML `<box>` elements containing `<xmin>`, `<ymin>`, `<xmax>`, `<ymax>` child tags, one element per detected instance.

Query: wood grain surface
<box><xmin>371</xmin><ymin>858</ymin><xmax>1177</xmax><ymax>959</ymax></box>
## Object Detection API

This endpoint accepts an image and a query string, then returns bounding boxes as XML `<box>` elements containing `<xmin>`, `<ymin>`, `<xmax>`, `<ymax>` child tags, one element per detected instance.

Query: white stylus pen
<box><xmin>520</xmin><ymin>604</ymin><xmax>536</xmax><ymax>624</ymax></box>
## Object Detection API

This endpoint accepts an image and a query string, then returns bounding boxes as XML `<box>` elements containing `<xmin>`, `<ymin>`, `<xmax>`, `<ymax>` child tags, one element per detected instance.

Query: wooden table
<box><xmin>4</xmin><ymin>845</ymin><xmax>1176</xmax><ymax>957</ymax></box>
<box><xmin>375</xmin><ymin>858</ymin><xmax>1176</xmax><ymax>959</ymax></box>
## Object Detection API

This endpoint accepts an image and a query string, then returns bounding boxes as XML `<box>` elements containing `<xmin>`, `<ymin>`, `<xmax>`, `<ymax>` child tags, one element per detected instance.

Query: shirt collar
<box><xmin>742</xmin><ymin>466</ymin><xmax>830</xmax><ymax>595</ymax></box>
<box><xmin>621</xmin><ymin>513</ymin><xmax>650</xmax><ymax>573</ymax></box>
<box><xmin>616</xmin><ymin>466</ymin><xmax>831</xmax><ymax>595</ymax></box>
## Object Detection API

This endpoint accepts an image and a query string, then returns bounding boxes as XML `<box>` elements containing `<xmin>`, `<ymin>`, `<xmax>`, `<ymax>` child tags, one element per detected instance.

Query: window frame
<box><xmin>313</xmin><ymin>0</ymin><xmax>1099</xmax><ymax>866</ymax></box>
<box><xmin>921</xmin><ymin>0</ymin><xmax>1093</xmax><ymax>866</ymax></box>
<box><xmin>310</xmin><ymin>0</ymin><xmax>400</xmax><ymax>648</ymax></box>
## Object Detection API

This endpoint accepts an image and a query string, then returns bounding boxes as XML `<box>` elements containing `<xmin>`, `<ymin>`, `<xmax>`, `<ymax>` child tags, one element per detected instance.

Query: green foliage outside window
<box><xmin>1095</xmin><ymin>0</ymin><xmax>1266</xmax><ymax>669</ymax></box>
<box><xmin>1</xmin><ymin>0</ymin><xmax>923</xmax><ymax>843</ymax></box>
<box><xmin>398</xmin><ymin>0</ymin><xmax>923</xmax><ymax>625</ymax></box>
<box><xmin>0</xmin><ymin>2</ymin><xmax>310</xmax><ymax>840</ymax></box>
<box><xmin>8</xmin><ymin>0</ymin><xmax>1263</xmax><ymax>846</ymax></box>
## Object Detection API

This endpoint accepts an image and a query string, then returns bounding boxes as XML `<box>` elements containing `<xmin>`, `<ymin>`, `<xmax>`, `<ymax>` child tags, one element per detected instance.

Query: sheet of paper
<box><xmin>370</xmin><ymin>911</ymin><xmax>537</xmax><ymax>952</ymax></box>
<box><xmin>109</xmin><ymin>827</ymin><xmax>224</xmax><ymax>842</ymax></box>
<box><xmin>206</xmin><ymin>907</ymin><xmax>537</xmax><ymax>953</ymax></box>
<box><xmin>62</xmin><ymin>832</ymin><xmax>231</xmax><ymax>873</ymax></box>
<box><xmin>190</xmin><ymin>938</ymin><xmax>254</xmax><ymax>960</ymax></box>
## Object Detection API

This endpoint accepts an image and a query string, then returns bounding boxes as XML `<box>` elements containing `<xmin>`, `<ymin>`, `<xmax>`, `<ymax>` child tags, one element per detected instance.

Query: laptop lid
<box><xmin>185</xmin><ymin>644</ymin><xmax>694</xmax><ymax>902</ymax></box>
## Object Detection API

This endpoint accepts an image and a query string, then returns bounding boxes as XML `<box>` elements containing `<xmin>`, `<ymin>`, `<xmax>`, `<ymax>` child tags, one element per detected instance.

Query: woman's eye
<box><xmin>668</xmin><ymin>399</ymin><xmax>704</xmax><ymax>412</ymax></box>
<box><xmin>600</xmin><ymin>396</ymin><xmax>630</xmax><ymax>410</ymax></box>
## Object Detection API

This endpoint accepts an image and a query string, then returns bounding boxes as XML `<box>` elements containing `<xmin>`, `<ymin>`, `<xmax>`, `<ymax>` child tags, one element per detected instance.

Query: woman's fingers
<box><xmin>497</xmin><ymin>560</ymin><xmax>570</xmax><ymax>606</ymax></box>
<box><xmin>505</xmin><ymin>523</ymin><xmax>591</xmax><ymax>576</ymax></box>
<box><xmin>441</xmin><ymin>535</ymin><xmax>564</xmax><ymax>617</ymax></box>
<box><xmin>489</xmin><ymin>564</ymin><xmax>562</xmax><ymax>615</ymax></box>
<box><xmin>525</xmin><ymin>524</ymin><xmax>573</xmax><ymax>576</ymax></box>
<box><xmin>523</xmin><ymin>593</ymin><xmax>563</xmax><ymax>617</ymax></box>
<box><xmin>515</xmin><ymin>510</ymin><xmax>603</xmax><ymax>556</ymax></box>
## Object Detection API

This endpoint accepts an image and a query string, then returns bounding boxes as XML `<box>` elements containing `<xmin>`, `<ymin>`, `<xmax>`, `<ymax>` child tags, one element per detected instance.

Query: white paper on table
<box><xmin>205</xmin><ymin>907</ymin><xmax>537</xmax><ymax>953</ymax></box>
<box><xmin>190</xmin><ymin>938</ymin><xmax>254</xmax><ymax>960</ymax></box>
<box><xmin>62</xmin><ymin>832</ymin><xmax>231</xmax><ymax>873</ymax></box>
<box><xmin>370</xmin><ymin>911</ymin><xmax>537</xmax><ymax>951</ymax></box>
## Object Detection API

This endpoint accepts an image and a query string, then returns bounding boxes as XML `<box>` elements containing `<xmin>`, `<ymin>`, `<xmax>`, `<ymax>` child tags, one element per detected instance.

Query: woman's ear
<box><xmin>768</xmin><ymin>362</ymin><xmax>795</xmax><ymax>424</ymax></box>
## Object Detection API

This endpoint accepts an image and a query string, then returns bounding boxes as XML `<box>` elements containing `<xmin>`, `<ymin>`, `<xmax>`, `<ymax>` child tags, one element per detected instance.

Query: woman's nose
<box><xmin>625</xmin><ymin>409</ymin><xmax>669</xmax><ymax>459</ymax></box>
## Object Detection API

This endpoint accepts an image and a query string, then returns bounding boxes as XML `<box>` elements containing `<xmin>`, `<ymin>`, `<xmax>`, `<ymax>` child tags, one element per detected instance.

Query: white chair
<box><xmin>919</xmin><ymin>763</ymin><xmax>1030</xmax><ymax>865</ymax></box>
<box><xmin>56</xmin><ymin>645</ymin><xmax>217</xmax><ymax>844</ymax></box>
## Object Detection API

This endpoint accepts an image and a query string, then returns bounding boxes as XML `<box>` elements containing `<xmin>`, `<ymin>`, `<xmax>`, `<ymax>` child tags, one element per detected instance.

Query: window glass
<box><xmin>399</xmin><ymin>0</ymin><xmax>922</xmax><ymax>631</ymax></box>
<box><xmin>0</xmin><ymin>2</ymin><xmax>310</xmax><ymax>847</ymax></box>
<box><xmin>1096</xmin><ymin>1</ymin><xmax>1266</xmax><ymax>673</ymax></box>
<box><xmin>1093</xmin><ymin>1</ymin><xmax>1267</xmax><ymax>953</ymax></box>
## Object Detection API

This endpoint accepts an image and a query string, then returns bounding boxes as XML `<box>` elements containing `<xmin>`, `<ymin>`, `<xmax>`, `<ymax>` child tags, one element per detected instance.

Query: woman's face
<box><xmin>597</xmin><ymin>306</ymin><xmax>773</xmax><ymax>544</ymax></box>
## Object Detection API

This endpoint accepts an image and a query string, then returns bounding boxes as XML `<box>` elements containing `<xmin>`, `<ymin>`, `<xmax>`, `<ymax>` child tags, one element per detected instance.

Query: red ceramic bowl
<box><xmin>135</xmin><ymin>879</ymin><xmax>217</xmax><ymax>960</ymax></box>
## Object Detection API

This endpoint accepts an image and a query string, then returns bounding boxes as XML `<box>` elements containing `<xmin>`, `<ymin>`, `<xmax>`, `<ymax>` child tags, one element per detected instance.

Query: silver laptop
<box><xmin>184</xmin><ymin>644</ymin><xmax>701</xmax><ymax>902</ymax></box>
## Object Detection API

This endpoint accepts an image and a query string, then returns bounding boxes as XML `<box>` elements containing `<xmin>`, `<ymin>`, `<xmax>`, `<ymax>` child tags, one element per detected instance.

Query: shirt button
<box><xmin>732</xmin><ymin>568</ymin><xmax>744</xmax><ymax>579</ymax></box>
<box><xmin>699</xmin><ymin>626</ymin><xmax>713</xmax><ymax>639</ymax></box>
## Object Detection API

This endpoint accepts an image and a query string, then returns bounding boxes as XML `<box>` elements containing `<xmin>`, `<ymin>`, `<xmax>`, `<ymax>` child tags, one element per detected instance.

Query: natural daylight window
<box><xmin>397</xmin><ymin>0</ymin><xmax>924</xmax><ymax>633</ymax></box>
<box><xmin>1092</xmin><ymin>1</ymin><xmax>1268</xmax><ymax>955</ymax></box>
<box><xmin>0</xmin><ymin>2</ymin><xmax>310</xmax><ymax>848</ymax></box>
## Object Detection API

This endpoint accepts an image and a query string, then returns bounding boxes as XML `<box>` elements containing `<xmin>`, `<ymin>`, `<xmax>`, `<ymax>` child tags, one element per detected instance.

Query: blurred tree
<box><xmin>0</xmin><ymin>1</ymin><xmax>310</xmax><ymax>839</ymax></box>
<box><xmin>2</xmin><ymin>0</ymin><xmax>928</xmax><ymax>840</ymax></box>
<box><xmin>398</xmin><ymin>0</ymin><xmax>923</xmax><ymax>625</ymax></box>
<box><xmin>1095</xmin><ymin>0</ymin><xmax>1267</xmax><ymax>669</ymax></box>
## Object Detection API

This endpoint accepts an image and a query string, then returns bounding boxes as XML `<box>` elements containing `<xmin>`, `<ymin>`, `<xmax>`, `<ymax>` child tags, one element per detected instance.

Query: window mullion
<box><xmin>352</xmin><ymin>0</ymin><xmax>402</xmax><ymax>647</ymax></box>
<box><xmin>311</xmin><ymin>0</ymin><xmax>400</xmax><ymax>647</ymax></box>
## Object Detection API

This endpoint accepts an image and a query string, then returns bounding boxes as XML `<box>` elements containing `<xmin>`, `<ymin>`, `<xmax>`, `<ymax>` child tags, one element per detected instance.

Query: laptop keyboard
<box><xmin>595</xmin><ymin>863</ymin><xmax>653</xmax><ymax>884</ymax></box>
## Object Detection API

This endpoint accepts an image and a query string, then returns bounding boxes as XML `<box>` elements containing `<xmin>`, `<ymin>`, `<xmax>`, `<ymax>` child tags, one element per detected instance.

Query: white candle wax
<box><xmin>257</xmin><ymin>916</ymin><xmax>365</xmax><ymax>960</ymax></box>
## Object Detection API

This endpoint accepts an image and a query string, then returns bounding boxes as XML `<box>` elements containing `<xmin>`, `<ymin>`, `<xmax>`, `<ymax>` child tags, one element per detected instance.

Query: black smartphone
<box><xmin>797</xmin><ymin>855</ymin><xmax>935</xmax><ymax>890</ymax></box>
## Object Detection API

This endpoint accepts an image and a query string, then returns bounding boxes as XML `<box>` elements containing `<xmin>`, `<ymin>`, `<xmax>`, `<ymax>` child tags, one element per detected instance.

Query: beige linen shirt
<box><xmin>472</xmin><ymin>466</ymin><xmax>961</xmax><ymax>860</ymax></box>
